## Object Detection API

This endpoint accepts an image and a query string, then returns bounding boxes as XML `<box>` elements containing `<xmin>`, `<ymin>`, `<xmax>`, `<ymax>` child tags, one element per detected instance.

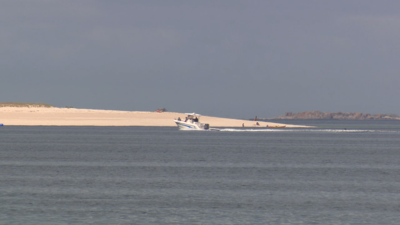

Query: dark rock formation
<box><xmin>273</xmin><ymin>111</ymin><xmax>400</xmax><ymax>120</ymax></box>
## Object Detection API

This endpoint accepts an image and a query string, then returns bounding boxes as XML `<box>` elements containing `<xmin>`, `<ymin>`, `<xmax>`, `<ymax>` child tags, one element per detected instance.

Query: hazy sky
<box><xmin>2</xmin><ymin>1</ymin><xmax>400</xmax><ymax>119</ymax></box>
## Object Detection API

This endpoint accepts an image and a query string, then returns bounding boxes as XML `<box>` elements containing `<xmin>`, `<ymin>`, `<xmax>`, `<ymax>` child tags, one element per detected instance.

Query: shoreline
<box><xmin>0</xmin><ymin>107</ymin><xmax>310</xmax><ymax>128</ymax></box>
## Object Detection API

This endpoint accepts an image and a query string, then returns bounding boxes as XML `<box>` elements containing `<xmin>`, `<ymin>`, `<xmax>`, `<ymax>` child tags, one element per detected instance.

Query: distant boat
<box><xmin>267</xmin><ymin>125</ymin><xmax>286</xmax><ymax>128</ymax></box>
<box><xmin>174</xmin><ymin>113</ymin><xmax>211</xmax><ymax>130</ymax></box>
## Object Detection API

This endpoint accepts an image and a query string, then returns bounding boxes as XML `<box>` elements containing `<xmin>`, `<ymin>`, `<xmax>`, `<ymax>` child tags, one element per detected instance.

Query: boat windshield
<box><xmin>186</xmin><ymin>113</ymin><xmax>201</xmax><ymax>118</ymax></box>
<box><xmin>186</xmin><ymin>114</ymin><xmax>200</xmax><ymax>122</ymax></box>
<box><xmin>187</xmin><ymin>115</ymin><xmax>196</xmax><ymax>119</ymax></box>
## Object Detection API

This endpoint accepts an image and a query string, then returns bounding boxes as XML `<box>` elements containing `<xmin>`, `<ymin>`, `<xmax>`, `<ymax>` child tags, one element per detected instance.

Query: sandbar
<box><xmin>0</xmin><ymin>107</ymin><xmax>309</xmax><ymax>128</ymax></box>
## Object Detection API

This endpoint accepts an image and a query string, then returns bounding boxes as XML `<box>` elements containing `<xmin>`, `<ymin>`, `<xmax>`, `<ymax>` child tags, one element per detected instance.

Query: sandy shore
<box><xmin>0</xmin><ymin>107</ymin><xmax>309</xmax><ymax>128</ymax></box>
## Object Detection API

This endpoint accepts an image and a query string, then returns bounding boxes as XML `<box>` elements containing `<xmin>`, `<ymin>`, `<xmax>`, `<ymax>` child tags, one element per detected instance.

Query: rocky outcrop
<box><xmin>273</xmin><ymin>111</ymin><xmax>400</xmax><ymax>120</ymax></box>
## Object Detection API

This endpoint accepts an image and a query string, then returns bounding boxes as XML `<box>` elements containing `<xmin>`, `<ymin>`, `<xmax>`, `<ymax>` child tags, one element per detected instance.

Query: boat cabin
<box><xmin>185</xmin><ymin>113</ymin><xmax>201</xmax><ymax>122</ymax></box>
<box><xmin>187</xmin><ymin>114</ymin><xmax>199</xmax><ymax>121</ymax></box>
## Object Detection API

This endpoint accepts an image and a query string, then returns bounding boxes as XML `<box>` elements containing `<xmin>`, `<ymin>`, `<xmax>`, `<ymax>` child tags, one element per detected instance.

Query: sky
<box><xmin>1</xmin><ymin>0</ymin><xmax>400</xmax><ymax>119</ymax></box>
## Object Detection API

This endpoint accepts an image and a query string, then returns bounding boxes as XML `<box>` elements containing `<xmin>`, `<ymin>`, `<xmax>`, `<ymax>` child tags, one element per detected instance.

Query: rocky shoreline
<box><xmin>271</xmin><ymin>111</ymin><xmax>400</xmax><ymax>120</ymax></box>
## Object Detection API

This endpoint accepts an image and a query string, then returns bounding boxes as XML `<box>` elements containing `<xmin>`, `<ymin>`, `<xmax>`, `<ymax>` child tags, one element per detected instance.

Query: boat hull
<box><xmin>174</xmin><ymin>120</ymin><xmax>209</xmax><ymax>130</ymax></box>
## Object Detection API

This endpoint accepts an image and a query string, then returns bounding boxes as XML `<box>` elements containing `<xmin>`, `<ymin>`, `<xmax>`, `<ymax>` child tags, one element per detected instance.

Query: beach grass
<box><xmin>0</xmin><ymin>102</ymin><xmax>54</xmax><ymax>108</ymax></box>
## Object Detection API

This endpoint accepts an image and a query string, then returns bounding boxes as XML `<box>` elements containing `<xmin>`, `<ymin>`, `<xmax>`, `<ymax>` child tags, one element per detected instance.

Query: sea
<box><xmin>1</xmin><ymin>120</ymin><xmax>400</xmax><ymax>225</ymax></box>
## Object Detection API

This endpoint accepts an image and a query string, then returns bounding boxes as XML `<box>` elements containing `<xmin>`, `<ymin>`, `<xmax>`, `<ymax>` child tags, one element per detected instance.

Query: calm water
<box><xmin>1</xmin><ymin>121</ymin><xmax>400</xmax><ymax>224</ymax></box>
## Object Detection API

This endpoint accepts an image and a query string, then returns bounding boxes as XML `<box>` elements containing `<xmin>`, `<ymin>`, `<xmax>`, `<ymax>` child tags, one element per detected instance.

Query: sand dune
<box><xmin>0</xmin><ymin>107</ymin><xmax>308</xmax><ymax>128</ymax></box>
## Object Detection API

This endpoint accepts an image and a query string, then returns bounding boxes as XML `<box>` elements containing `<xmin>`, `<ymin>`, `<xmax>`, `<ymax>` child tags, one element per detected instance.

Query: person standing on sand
<box><xmin>242</xmin><ymin>123</ymin><xmax>244</xmax><ymax>127</ymax></box>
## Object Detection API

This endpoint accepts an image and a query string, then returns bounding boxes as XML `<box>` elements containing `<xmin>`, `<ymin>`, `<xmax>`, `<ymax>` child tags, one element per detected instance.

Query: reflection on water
<box><xmin>1</xmin><ymin>124</ymin><xmax>400</xmax><ymax>224</ymax></box>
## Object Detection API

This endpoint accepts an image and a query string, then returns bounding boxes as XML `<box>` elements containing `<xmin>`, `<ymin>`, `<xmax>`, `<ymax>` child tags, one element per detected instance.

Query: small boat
<box><xmin>267</xmin><ymin>125</ymin><xmax>286</xmax><ymax>128</ymax></box>
<box><xmin>174</xmin><ymin>113</ymin><xmax>210</xmax><ymax>130</ymax></box>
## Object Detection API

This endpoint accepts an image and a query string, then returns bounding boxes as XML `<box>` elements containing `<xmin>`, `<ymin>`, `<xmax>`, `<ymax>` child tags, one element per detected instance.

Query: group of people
<box><xmin>176</xmin><ymin>117</ymin><xmax>199</xmax><ymax>122</ymax></box>
<box><xmin>242</xmin><ymin>122</ymin><xmax>260</xmax><ymax>127</ymax></box>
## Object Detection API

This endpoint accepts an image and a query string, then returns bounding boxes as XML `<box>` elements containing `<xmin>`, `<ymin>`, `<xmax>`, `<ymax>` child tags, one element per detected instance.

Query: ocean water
<box><xmin>1</xmin><ymin>121</ymin><xmax>400</xmax><ymax>224</ymax></box>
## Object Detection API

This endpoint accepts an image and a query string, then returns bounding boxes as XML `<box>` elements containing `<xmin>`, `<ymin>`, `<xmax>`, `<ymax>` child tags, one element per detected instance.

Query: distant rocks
<box><xmin>273</xmin><ymin>111</ymin><xmax>400</xmax><ymax>120</ymax></box>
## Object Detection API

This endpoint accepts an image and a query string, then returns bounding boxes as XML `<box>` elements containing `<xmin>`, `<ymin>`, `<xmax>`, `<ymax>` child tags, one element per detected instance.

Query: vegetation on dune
<box><xmin>155</xmin><ymin>108</ymin><xmax>167</xmax><ymax>112</ymax></box>
<box><xmin>0</xmin><ymin>102</ymin><xmax>55</xmax><ymax>108</ymax></box>
<box><xmin>273</xmin><ymin>111</ymin><xmax>400</xmax><ymax>120</ymax></box>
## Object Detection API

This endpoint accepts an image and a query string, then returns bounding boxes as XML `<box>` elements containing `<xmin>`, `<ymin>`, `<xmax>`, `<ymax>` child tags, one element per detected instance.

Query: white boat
<box><xmin>174</xmin><ymin>113</ymin><xmax>210</xmax><ymax>130</ymax></box>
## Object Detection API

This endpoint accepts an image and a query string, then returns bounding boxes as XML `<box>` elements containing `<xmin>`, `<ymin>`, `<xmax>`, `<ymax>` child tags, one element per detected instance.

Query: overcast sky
<box><xmin>1</xmin><ymin>1</ymin><xmax>399</xmax><ymax>119</ymax></box>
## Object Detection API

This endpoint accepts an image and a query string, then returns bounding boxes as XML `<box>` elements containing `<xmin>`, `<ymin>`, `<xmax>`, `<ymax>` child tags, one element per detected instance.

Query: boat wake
<box><xmin>216</xmin><ymin>128</ymin><xmax>398</xmax><ymax>133</ymax></box>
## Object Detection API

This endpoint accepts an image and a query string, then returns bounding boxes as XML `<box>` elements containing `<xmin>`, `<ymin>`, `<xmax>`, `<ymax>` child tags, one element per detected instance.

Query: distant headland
<box><xmin>271</xmin><ymin>111</ymin><xmax>400</xmax><ymax>120</ymax></box>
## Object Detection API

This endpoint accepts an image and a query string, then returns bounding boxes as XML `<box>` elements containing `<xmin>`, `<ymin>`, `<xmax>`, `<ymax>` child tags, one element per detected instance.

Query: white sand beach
<box><xmin>0</xmin><ymin>107</ymin><xmax>308</xmax><ymax>127</ymax></box>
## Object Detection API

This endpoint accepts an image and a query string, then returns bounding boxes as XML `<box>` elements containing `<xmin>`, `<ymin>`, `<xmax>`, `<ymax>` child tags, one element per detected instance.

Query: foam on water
<box><xmin>217</xmin><ymin>128</ymin><xmax>397</xmax><ymax>133</ymax></box>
